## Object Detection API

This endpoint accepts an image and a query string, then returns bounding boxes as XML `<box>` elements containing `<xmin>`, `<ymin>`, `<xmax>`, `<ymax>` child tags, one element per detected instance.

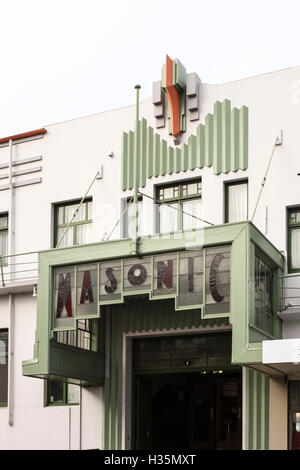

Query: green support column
<box><xmin>246</xmin><ymin>368</ymin><xmax>269</xmax><ymax>450</ymax></box>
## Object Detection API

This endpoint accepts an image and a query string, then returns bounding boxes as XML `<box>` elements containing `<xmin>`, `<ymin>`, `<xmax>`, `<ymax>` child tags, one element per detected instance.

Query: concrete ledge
<box><xmin>0</xmin><ymin>280</ymin><xmax>37</xmax><ymax>296</ymax></box>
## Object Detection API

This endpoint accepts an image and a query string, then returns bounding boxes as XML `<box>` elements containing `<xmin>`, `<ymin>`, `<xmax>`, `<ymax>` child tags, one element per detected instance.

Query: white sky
<box><xmin>0</xmin><ymin>0</ymin><xmax>300</xmax><ymax>136</ymax></box>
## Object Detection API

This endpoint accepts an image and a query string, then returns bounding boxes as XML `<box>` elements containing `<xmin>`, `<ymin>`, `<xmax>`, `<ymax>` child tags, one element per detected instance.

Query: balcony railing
<box><xmin>280</xmin><ymin>274</ymin><xmax>300</xmax><ymax>310</ymax></box>
<box><xmin>0</xmin><ymin>251</ymin><xmax>38</xmax><ymax>288</ymax></box>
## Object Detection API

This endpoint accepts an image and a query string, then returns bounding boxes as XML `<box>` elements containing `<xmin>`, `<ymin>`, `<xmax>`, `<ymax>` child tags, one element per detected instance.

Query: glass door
<box><xmin>215</xmin><ymin>376</ymin><xmax>242</xmax><ymax>450</ymax></box>
<box><xmin>189</xmin><ymin>378</ymin><xmax>215</xmax><ymax>449</ymax></box>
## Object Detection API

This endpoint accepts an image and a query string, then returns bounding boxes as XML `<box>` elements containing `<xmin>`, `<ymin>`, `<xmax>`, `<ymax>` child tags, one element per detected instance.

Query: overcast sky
<box><xmin>0</xmin><ymin>0</ymin><xmax>300</xmax><ymax>136</ymax></box>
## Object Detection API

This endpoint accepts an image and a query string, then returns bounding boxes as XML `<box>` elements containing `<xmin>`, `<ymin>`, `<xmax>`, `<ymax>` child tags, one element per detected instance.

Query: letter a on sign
<box><xmin>56</xmin><ymin>273</ymin><xmax>73</xmax><ymax>318</ymax></box>
<box><xmin>80</xmin><ymin>270</ymin><xmax>94</xmax><ymax>304</ymax></box>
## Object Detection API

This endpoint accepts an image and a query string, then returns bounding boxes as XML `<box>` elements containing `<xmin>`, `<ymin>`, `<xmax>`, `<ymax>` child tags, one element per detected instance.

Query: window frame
<box><xmin>53</xmin><ymin>198</ymin><xmax>92</xmax><ymax>248</ymax></box>
<box><xmin>121</xmin><ymin>195</ymin><xmax>143</xmax><ymax>239</ymax></box>
<box><xmin>55</xmin><ymin>319</ymin><xmax>98</xmax><ymax>352</ymax></box>
<box><xmin>224</xmin><ymin>179</ymin><xmax>248</xmax><ymax>224</ymax></box>
<box><xmin>287</xmin><ymin>207</ymin><xmax>300</xmax><ymax>274</ymax></box>
<box><xmin>253</xmin><ymin>248</ymin><xmax>276</xmax><ymax>336</ymax></box>
<box><xmin>0</xmin><ymin>213</ymin><xmax>8</xmax><ymax>267</ymax></box>
<box><xmin>0</xmin><ymin>329</ymin><xmax>8</xmax><ymax>407</ymax></box>
<box><xmin>155</xmin><ymin>178</ymin><xmax>202</xmax><ymax>233</ymax></box>
<box><xmin>46</xmin><ymin>380</ymin><xmax>79</xmax><ymax>407</ymax></box>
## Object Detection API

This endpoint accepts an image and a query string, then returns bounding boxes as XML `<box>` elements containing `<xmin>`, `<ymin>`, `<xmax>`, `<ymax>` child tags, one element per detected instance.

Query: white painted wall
<box><xmin>1</xmin><ymin>64</ymin><xmax>300</xmax><ymax>448</ymax></box>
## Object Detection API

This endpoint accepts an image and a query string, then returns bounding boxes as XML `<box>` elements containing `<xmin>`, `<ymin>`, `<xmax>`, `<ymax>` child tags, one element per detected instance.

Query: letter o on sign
<box><xmin>128</xmin><ymin>264</ymin><xmax>147</xmax><ymax>286</ymax></box>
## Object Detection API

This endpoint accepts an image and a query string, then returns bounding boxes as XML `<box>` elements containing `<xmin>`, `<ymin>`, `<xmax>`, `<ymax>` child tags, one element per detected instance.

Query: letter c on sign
<box><xmin>128</xmin><ymin>264</ymin><xmax>147</xmax><ymax>286</ymax></box>
<box><xmin>209</xmin><ymin>253</ymin><xmax>225</xmax><ymax>303</ymax></box>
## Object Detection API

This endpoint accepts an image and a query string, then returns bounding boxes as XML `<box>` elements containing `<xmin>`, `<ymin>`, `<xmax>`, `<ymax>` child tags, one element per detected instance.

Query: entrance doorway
<box><xmin>132</xmin><ymin>333</ymin><xmax>242</xmax><ymax>450</ymax></box>
<box><xmin>134</xmin><ymin>372</ymin><xmax>242</xmax><ymax>450</ymax></box>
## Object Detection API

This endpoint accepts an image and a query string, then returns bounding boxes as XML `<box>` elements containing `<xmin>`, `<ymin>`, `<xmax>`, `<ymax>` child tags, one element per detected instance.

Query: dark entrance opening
<box><xmin>132</xmin><ymin>333</ymin><xmax>242</xmax><ymax>450</ymax></box>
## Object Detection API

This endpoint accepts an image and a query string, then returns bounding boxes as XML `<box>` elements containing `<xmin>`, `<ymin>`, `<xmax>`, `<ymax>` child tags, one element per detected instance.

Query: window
<box><xmin>47</xmin><ymin>381</ymin><xmax>79</xmax><ymax>406</ymax></box>
<box><xmin>225</xmin><ymin>180</ymin><xmax>248</xmax><ymax>223</ymax></box>
<box><xmin>288</xmin><ymin>207</ymin><xmax>300</xmax><ymax>273</ymax></box>
<box><xmin>254</xmin><ymin>252</ymin><xmax>274</xmax><ymax>335</ymax></box>
<box><xmin>54</xmin><ymin>199</ymin><xmax>92</xmax><ymax>248</ymax></box>
<box><xmin>48</xmin><ymin>320</ymin><xmax>98</xmax><ymax>406</ymax></box>
<box><xmin>55</xmin><ymin>319</ymin><xmax>98</xmax><ymax>352</ymax></box>
<box><xmin>122</xmin><ymin>196</ymin><xmax>143</xmax><ymax>238</ymax></box>
<box><xmin>0</xmin><ymin>213</ymin><xmax>8</xmax><ymax>265</ymax></box>
<box><xmin>0</xmin><ymin>330</ymin><xmax>8</xmax><ymax>407</ymax></box>
<box><xmin>156</xmin><ymin>180</ymin><xmax>202</xmax><ymax>233</ymax></box>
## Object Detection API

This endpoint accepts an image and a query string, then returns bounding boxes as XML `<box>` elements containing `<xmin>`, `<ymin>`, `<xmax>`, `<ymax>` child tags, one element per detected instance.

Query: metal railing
<box><xmin>280</xmin><ymin>274</ymin><xmax>300</xmax><ymax>310</ymax></box>
<box><xmin>0</xmin><ymin>251</ymin><xmax>38</xmax><ymax>287</ymax></box>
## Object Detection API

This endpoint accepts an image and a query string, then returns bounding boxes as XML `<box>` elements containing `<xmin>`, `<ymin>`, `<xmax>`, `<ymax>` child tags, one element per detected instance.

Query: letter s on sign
<box><xmin>105</xmin><ymin>268</ymin><xmax>118</xmax><ymax>294</ymax></box>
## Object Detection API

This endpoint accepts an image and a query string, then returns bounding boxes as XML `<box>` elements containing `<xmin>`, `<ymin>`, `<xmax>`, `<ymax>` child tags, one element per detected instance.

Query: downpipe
<box><xmin>8</xmin><ymin>139</ymin><xmax>15</xmax><ymax>427</ymax></box>
<box><xmin>8</xmin><ymin>293</ymin><xmax>14</xmax><ymax>426</ymax></box>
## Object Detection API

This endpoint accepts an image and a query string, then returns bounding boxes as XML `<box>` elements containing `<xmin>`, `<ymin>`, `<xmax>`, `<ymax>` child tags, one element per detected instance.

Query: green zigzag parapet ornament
<box><xmin>121</xmin><ymin>99</ymin><xmax>248</xmax><ymax>191</ymax></box>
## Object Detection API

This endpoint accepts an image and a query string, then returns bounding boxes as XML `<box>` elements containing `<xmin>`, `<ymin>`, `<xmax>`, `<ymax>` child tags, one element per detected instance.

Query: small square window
<box><xmin>225</xmin><ymin>181</ymin><xmax>248</xmax><ymax>223</ymax></box>
<box><xmin>54</xmin><ymin>199</ymin><xmax>92</xmax><ymax>248</ymax></box>
<box><xmin>47</xmin><ymin>380</ymin><xmax>79</xmax><ymax>406</ymax></box>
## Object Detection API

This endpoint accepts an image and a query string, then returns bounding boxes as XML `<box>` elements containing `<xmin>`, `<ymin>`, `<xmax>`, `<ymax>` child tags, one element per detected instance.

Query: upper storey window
<box><xmin>288</xmin><ymin>207</ymin><xmax>300</xmax><ymax>273</ymax></box>
<box><xmin>156</xmin><ymin>179</ymin><xmax>202</xmax><ymax>233</ymax></box>
<box><xmin>225</xmin><ymin>180</ymin><xmax>248</xmax><ymax>223</ymax></box>
<box><xmin>122</xmin><ymin>196</ymin><xmax>143</xmax><ymax>239</ymax></box>
<box><xmin>54</xmin><ymin>199</ymin><xmax>92</xmax><ymax>248</ymax></box>
<box><xmin>0</xmin><ymin>214</ymin><xmax>8</xmax><ymax>264</ymax></box>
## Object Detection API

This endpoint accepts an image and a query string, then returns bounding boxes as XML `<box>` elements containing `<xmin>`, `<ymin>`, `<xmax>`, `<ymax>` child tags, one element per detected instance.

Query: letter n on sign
<box><xmin>153</xmin><ymin>253</ymin><xmax>177</xmax><ymax>297</ymax></box>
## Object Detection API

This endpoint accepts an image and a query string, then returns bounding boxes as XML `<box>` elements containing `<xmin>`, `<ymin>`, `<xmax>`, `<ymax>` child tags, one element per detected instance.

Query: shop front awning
<box><xmin>261</xmin><ymin>338</ymin><xmax>300</xmax><ymax>379</ymax></box>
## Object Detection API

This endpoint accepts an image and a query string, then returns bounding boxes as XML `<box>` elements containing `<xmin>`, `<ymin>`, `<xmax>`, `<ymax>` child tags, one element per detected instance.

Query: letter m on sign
<box><xmin>56</xmin><ymin>272</ymin><xmax>73</xmax><ymax>318</ymax></box>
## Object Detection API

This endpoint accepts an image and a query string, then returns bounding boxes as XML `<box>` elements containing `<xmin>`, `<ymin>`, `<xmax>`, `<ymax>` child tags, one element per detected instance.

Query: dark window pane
<box><xmin>254</xmin><ymin>255</ymin><xmax>274</xmax><ymax>334</ymax></box>
<box><xmin>49</xmin><ymin>381</ymin><xmax>64</xmax><ymax>403</ymax></box>
<box><xmin>0</xmin><ymin>330</ymin><xmax>8</xmax><ymax>404</ymax></box>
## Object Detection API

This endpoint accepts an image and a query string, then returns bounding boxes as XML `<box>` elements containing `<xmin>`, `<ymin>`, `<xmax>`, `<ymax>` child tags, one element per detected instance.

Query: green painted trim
<box><xmin>287</xmin><ymin>207</ymin><xmax>300</xmax><ymax>273</ymax></box>
<box><xmin>22</xmin><ymin>221</ymin><xmax>284</xmax><ymax>385</ymax></box>
<box><xmin>246</xmin><ymin>368</ymin><xmax>269</xmax><ymax>450</ymax></box>
<box><xmin>121</xmin><ymin>100</ymin><xmax>249</xmax><ymax>190</ymax></box>
<box><xmin>248</xmin><ymin>324</ymin><xmax>275</xmax><ymax>340</ymax></box>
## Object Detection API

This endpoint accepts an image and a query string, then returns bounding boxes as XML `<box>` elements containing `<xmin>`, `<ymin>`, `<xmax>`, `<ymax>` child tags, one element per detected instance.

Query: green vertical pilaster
<box><xmin>167</xmin><ymin>146</ymin><xmax>174</xmax><ymax>175</ymax></box>
<box><xmin>182</xmin><ymin>143</ymin><xmax>188</xmax><ymax>172</ymax></box>
<box><xmin>239</xmin><ymin>106</ymin><xmax>248</xmax><ymax>170</ymax></box>
<box><xmin>188</xmin><ymin>134</ymin><xmax>197</xmax><ymax>170</ymax></box>
<box><xmin>205</xmin><ymin>113</ymin><xmax>214</xmax><ymax>167</ymax></box>
<box><xmin>127</xmin><ymin>131</ymin><xmax>134</xmax><ymax>191</ymax></box>
<box><xmin>231</xmin><ymin>108</ymin><xmax>240</xmax><ymax>172</ymax></box>
<box><xmin>197</xmin><ymin>124</ymin><xmax>205</xmax><ymax>168</ymax></box>
<box><xmin>140</xmin><ymin>119</ymin><xmax>147</xmax><ymax>188</ymax></box>
<box><xmin>154</xmin><ymin>133</ymin><xmax>160</xmax><ymax>177</ymax></box>
<box><xmin>175</xmin><ymin>147</ymin><xmax>181</xmax><ymax>173</ymax></box>
<box><xmin>222</xmin><ymin>99</ymin><xmax>231</xmax><ymax>173</ymax></box>
<box><xmin>213</xmin><ymin>101</ymin><xmax>222</xmax><ymax>174</ymax></box>
<box><xmin>146</xmin><ymin>125</ymin><xmax>154</xmax><ymax>179</ymax></box>
<box><xmin>160</xmin><ymin>139</ymin><xmax>167</xmax><ymax>175</ymax></box>
<box><xmin>246</xmin><ymin>368</ymin><xmax>269</xmax><ymax>450</ymax></box>
<box><xmin>121</xmin><ymin>132</ymin><xmax>128</xmax><ymax>191</ymax></box>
